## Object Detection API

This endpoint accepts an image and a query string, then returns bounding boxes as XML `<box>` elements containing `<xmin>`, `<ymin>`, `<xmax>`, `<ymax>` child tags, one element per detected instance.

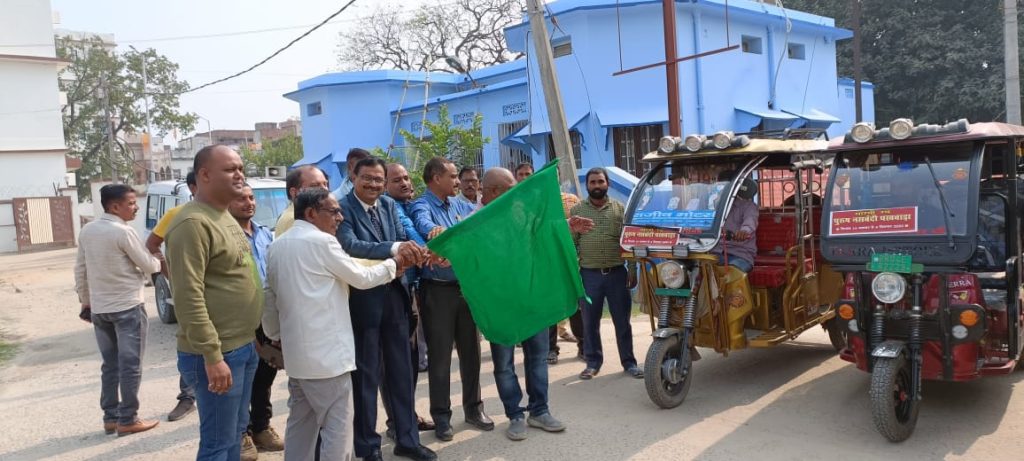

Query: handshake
<box><xmin>393</xmin><ymin>241</ymin><xmax>448</xmax><ymax>275</ymax></box>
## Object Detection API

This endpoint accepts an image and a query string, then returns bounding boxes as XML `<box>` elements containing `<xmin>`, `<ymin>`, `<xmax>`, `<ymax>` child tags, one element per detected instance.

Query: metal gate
<box><xmin>12</xmin><ymin>196</ymin><xmax>75</xmax><ymax>252</ymax></box>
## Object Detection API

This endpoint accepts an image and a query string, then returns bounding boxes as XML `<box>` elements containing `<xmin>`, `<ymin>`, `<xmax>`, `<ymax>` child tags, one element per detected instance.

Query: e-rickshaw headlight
<box><xmin>657</xmin><ymin>261</ymin><xmax>687</xmax><ymax>289</ymax></box>
<box><xmin>683</xmin><ymin>134</ymin><xmax>706</xmax><ymax>152</ymax></box>
<box><xmin>871</xmin><ymin>272</ymin><xmax>906</xmax><ymax>304</ymax></box>
<box><xmin>850</xmin><ymin>122</ymin><xmax>875</xmax><ymax>143</ymax></box>
<box><xmin>889</xmin><ymin>118</ymin><xmax>914</xmax><ymax>140</ymax></box>
<box><xmin>712</xmin><ymin>131</ymin><xmax>735</xmax><ymax>149</ymax></box>
<box><xmin>658</xmin><ymin>136</ymin><xmax>679</xmax><ymax>154</ymax></box>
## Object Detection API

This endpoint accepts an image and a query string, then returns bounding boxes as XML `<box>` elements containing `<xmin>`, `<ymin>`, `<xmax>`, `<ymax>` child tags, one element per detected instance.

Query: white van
<box><xmin>146</xmin><ymin>177</ymin><xmax>288</xmax><ymax>323</ymax></box>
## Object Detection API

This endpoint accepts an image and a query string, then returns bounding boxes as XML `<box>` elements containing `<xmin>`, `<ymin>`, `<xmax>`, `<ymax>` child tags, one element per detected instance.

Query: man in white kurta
<box><xmin>262</xmin><ymin>188</ymin><xmax>412</xmax><ymax>461</ymax></box>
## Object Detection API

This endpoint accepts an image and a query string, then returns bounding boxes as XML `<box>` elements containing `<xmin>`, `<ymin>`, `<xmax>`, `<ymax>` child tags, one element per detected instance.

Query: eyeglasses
<box><xmin>358</xmin><ymin>175</ymin><xmax>386</xmax><ymax>185</ymax></box>
<box><xmin>318</xmin><ymin>206</ymin><xmax>343</xmax><ymax>215</ymax></box>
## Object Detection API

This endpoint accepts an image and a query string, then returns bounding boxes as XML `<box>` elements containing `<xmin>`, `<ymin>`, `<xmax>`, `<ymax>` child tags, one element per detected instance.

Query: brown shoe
<box><xmin>241</xmin><ymin>433</ymin><xmax>259</xmax><ymax>461</ymax></box>
<box><xmin>103</xmin><ymin>422</ymin><xmax>116</xmax><ymax>435</ymax></box>
<box><xmin>416</xmin><ymin>415</ymin><xmax>436</xmax><ymax>431</ymax></box>
<box><xmin>252</xmin><ymin>427</ymin><xmax>284</xmax><ymax>452</ymax></box>
<box><xmin>116</xmin><ymin>419</ymin><xmax>159</xmax><ymax>436</ymax></box>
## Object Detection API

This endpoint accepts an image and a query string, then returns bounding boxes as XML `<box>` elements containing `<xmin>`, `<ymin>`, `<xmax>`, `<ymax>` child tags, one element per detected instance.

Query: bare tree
<box><xmin>337</xmin><ymin>0</ymin><xmax>526</xmax><ymax>73</ymax></box>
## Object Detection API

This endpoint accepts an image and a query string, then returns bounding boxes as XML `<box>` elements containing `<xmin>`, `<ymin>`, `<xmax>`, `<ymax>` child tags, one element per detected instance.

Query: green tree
<box><xmin>783</xmin><ymin>0</ymin><xmax>1006</xmax><ymax>124</ymax></box>
<box><xmin>395</xmin><ymin>104</ymin><xmax>489</xmax><ymax>192</ymax></box>
<box><xmin>57</xmin><ymin>36</ymin><xmax>196</xmax><ymax>198</ymax></box>
<box><xmin>240</xmin><ymin>134</ymin><xmax>304</xmax><ymax>173</ymax></box>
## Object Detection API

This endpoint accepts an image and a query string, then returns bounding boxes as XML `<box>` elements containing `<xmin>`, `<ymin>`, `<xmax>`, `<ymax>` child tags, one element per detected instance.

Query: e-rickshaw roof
<box><xmin>642</xmin><ymin>138</ymin><xmax>829</xmax><ymax>162</ymax></box>
<box><xmin>828</xmin><ymin>121</ymin><xmax>1024</xmax><ymax>153</ymax></box>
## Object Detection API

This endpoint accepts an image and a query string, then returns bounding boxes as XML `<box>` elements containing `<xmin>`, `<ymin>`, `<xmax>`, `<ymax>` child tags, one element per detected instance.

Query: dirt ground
<box><xmin>1</xmin><ymin>248</ymin><xmax>1022</xmax><ymax>461</ymax></box>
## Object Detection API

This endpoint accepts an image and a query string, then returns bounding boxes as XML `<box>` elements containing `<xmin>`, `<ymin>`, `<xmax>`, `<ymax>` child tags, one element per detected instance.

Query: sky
<box><xmin>49</xmin><ymin>0</ymin><xmax>435</xmax><ymax>144</ymax></box>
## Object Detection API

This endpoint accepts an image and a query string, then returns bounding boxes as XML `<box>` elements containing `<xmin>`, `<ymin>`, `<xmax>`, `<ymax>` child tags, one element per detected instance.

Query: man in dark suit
<box><xmin>336</xmin><ymin>157</ymin><xmax>435</xmax><ymax>461</ymax></box>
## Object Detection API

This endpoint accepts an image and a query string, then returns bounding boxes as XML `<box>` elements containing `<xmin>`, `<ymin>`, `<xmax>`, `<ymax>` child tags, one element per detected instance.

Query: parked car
<box><xmin>145</xmin><ymin>177</ymin><xmax>288</xmax><ymax>323</ymax></box>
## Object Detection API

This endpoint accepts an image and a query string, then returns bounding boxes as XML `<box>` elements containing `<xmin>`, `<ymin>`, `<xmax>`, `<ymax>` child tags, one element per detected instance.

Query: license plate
<box><xmin>867</xmin><ymin>253</ymin><xmax>921</xmax><ymax>274</ymax></box>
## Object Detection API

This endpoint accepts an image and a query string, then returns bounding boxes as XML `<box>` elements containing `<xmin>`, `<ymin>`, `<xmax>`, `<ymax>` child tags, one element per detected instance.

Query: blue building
<box><xmin>285</xmin><ymin>0</ymin><xmax>874</xmax><ymax>200</ymax></box>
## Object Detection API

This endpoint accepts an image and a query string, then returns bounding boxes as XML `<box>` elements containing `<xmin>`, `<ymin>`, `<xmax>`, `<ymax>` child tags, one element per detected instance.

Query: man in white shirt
<box><xmin>262</xmin><ymin>188</ymin><xmax>416</xmax><ymax>461</ymax></box>
<box><xmin>454</xmin><ymin>166</ymin><xmax>481</xmax><ymax>209</ymax></box>
<box><xmin>74</xmin><ymin>184</ymin><xmax>162</xmax><ymax>436</ymax></box>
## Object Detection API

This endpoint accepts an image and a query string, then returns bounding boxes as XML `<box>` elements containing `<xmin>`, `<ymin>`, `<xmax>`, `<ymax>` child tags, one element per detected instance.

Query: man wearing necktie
<box><xmin>337</xmin><ymin>157</ymin><xmax>435</xmax><ymax>461</ymax></box>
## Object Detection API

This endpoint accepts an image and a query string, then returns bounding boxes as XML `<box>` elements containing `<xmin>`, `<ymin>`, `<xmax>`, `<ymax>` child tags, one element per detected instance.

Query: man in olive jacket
<box><xmin>166</xmin><ymin>145</ymin><xmax>263</xmax><ymax>461</ymax></box>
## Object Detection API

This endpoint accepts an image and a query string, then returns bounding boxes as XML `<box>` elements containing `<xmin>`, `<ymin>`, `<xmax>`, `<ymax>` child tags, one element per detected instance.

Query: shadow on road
<box><xmin>693</xmin><ymin>358</ymin><xmax>1024</xmax><ymax>460</ymax></box>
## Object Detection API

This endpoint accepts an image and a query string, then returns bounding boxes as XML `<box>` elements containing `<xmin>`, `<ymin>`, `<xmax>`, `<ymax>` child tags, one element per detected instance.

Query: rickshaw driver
<box><xmin>709</xmin><ymin>175</ymin><xmax>759</xmax><ymax>273</ymax></box>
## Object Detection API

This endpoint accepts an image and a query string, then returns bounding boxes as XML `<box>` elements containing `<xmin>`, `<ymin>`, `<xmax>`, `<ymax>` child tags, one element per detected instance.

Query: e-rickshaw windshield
<box><xmin>627</xmin><ymin>159</ymin><xmax>744</xmax><ymax>238</ymax></box>
<box><xmin>825</xmin><ymin>145</ymin><xmax>973</xmax><ymax>238</ymax></box>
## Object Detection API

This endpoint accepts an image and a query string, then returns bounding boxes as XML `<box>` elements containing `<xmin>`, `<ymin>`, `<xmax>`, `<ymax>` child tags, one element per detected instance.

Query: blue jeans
<box><xmin>580</xmin><ymin>266</ymin><xmax>638</xmax><ymax>371</ymax></box>
<box><xmin>490</xmin><ymin>329</ymin><xmax>549</xmax><ymax>420</ymax></box>
<box><xmin>178</xmin><ymin>342</ymin><xmax>258</xmax><ymax>461</ymax></box>
<box><xmin>717</xmin><ymin>254</ymin><xmax>753</xmax><ymax>273</ymax></box>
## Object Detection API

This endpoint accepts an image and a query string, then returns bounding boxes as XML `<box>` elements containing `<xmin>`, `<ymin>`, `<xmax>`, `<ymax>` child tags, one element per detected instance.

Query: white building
<box><xmin>0</xmin><ymin>0</ymin><xmax>78</xmax><ymax>253</ymax></box>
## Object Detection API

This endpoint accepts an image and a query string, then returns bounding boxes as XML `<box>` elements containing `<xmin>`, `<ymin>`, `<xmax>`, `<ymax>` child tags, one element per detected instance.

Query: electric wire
<box><xmin>171</xmin><ymin>0</ymin><xmax>358</xmax><ymax>95</ymax></box>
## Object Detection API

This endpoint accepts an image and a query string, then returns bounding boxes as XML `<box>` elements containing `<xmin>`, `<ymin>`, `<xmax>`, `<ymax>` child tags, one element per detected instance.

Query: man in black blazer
<box><xmin>336</xmin><ymin>157</ymin><xmax>435</xmax><ymax>461</ymax></box>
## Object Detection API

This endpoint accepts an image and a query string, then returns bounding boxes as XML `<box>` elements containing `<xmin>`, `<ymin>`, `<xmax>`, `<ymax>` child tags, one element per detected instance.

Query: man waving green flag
<box><xmin>428</xmin><ymin>160</ymin><xmax>586</xmax><ymax>346</ymax></box>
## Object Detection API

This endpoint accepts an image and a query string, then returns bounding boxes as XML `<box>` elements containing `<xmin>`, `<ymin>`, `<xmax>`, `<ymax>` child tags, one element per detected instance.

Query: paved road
<box><xmin>0</xmin><ymin>248</ymin><xmax>1021</xmax><ymax>460</ymax></box>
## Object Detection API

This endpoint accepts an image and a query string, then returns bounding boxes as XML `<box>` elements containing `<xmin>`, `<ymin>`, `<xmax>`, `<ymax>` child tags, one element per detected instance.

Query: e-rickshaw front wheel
<box><xmin>869</xmin><ymin>353</ymin><xmax>920</xmax><ymax>442</ymax></box>
<box><xmin>824</xmin><ymin>318</ymin><xmax>848</xmax><ymax>352</ymax></box>
<box><xmin>644</xmin><ymin>334</ymin><xmax>693</xmax><ymax>409</ymax></box>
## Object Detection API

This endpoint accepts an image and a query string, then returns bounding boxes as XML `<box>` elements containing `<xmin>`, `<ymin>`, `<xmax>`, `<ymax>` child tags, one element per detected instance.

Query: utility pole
<box><xmin>1005</xmin><ymin>0</ymin><xmax>1021</xmax><ymax>124</ymax></box>
<box><xmin>851</xmin><ymin>0</ymin><xmax>863</xmax><ymax>123</ymax></box>
<box><xmin>131</xmin><ymin>46</ymin><xmax>156</xmax><ymax>182</ymax></box>
<box><xmin>662</xmin><ymin>0</ymin><xmax>681</xmax><ymax>137</ymax></box>
<box><xmin>100</xmin><ymin>74</ymin><xmax>118</xmax><ymax>184</ymax></box>
<box><xmin>525</xmin><ymin>0</ymin><xmax>581</xmax><ymax>196</ymax></box>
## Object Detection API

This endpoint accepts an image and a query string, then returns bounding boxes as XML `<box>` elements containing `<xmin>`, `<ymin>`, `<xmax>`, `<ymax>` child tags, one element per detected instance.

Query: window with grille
<box><xmin>498</xmin><ymin>120</ymin><xmax>530</xmax><ymax>169</ymax></box>
<box><xmin>613</xmin><ymin>124</ymin><xmax>662</xmax><ymax>178</ymax></box>
<box><xmin>546</xmin><ymin>131</ymin><xmax>583</xmax><ymax>169</ymax></box>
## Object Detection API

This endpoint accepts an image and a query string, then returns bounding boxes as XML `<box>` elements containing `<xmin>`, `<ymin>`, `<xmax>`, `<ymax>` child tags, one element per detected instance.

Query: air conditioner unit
<box><xmin>265</xmin><ymin>166</ymin><xmax>287</xmax><ymax>179</ymax></box>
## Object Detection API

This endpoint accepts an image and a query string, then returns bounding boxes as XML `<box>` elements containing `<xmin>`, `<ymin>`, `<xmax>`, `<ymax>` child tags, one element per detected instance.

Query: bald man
<box><xmin>481</xmin><ymin>167</ymin><xmax>588</xmax><ymax>441</ymax></box>
<box><xmin>165</xmin><ymin>145</ymin><xmax>264</xmax><ymax>460</ymax></box>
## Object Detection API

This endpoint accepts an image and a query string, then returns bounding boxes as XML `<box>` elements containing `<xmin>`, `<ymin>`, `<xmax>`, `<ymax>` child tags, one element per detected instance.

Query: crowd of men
<box><xmin>73</xmin><ymin>144</ymin><xmax>643</xmax><ymax>461</ymax></box>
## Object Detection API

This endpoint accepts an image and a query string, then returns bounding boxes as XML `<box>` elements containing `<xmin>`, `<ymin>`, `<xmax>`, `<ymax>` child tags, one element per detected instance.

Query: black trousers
<box><xmin>549</xmin><ymin>309</ymin><xmax>585</xmax><ymax>355</ymax></box>
<box><xmin>421</xmin><ymin>280</ymin><xmax>483</xmax><ymax>425</ymax></box>
<box><xmin>384</xmin><ymin>287</ymin><xmax>422</xmax><ymax>431</ymax></box>
<box><xmin>249</xmin><ymin>326</ymin><xmax>278</xmax><ymax>433</ymax></box>
<box><xmin>247</xmin><ymin>358</ymin><xmax>278</xmax><ymax>433</ymax></box>
<box><xmin>351</xmin><ymin>283</ymin><xmax>418</xmax><ymax>456</ymax></box>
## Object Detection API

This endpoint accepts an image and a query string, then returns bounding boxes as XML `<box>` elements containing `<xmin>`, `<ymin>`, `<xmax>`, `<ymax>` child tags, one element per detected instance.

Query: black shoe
<box><xmin>465</xmin><ymin>411</ymin><xmax>495</xmax><ymax>431</ymax></box>
<box><xmin>547</xmin><ymin>351</ymin><xmax>558</xmax><ymax>365</ymax></box>
<box><xmin>363</xmin><ymin>447</ymin><xmax>383</xmax><ymax>461</ymax></box>
<box><xmin>394</xmin><ymin>444</ymin><xmax>438</xmax><ymax>461</ymax></box>
<box><xmin>434</xmin><ymin>423</ymin><xmax>454</xmax><ymax>441</ymax></box>
<box><xmin>167</xmin><ymin>399</ymin><xmax>195</xmax><ymax>422</ymax></box>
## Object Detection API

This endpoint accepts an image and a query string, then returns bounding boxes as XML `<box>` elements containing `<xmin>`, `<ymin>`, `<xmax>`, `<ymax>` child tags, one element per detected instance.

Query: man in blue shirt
<box><xmin>228</xmin><ymin>184</ymin><xmax>281</xmax><ymax>459</ymax></box>
<box><xmin>409</xmin><ymin>156</ymin><xmax>493</xmax><ymax>441</ymax></box>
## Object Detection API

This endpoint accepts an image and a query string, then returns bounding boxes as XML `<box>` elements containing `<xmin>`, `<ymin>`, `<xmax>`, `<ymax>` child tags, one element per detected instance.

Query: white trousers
<box><xmin>284</xmin><ymin>373</ymin><xmax>355</xmax><ymax>461</ymax></box>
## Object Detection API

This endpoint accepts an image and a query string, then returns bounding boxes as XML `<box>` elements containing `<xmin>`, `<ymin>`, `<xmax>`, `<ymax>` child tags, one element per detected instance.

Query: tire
<box><xmin>869</xmin><ymin>354</ymin><xmax>920</xmax><ymax>442</ymax></box>
<box><xmin>644</xmin><ymin>334</ymin><xmax>692</xmax><ymax>409</ymax></box>
<box><xmin>154</xmin><ymin>274</ymin><xmax>177</xmax><ymax>324</ymax></box>
<box><xmin>825</xmin><ymin>317</ymin><xmax>848</xmax><ymax>352</ymax></box>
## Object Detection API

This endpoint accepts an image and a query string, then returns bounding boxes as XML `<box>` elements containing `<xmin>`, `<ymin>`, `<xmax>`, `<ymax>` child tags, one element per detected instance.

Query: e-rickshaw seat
<box><xmin>749</xmin><ymin>213</ymin><xmax>816</xmax><ymax>288</ymax></box>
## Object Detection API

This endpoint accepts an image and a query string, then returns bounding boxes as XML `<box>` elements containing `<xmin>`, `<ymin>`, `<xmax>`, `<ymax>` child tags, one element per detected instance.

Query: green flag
<box><xmin>427</xmin><ymin>160</ymin><xmax>585</xmax><ymax>346</ymax></box>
